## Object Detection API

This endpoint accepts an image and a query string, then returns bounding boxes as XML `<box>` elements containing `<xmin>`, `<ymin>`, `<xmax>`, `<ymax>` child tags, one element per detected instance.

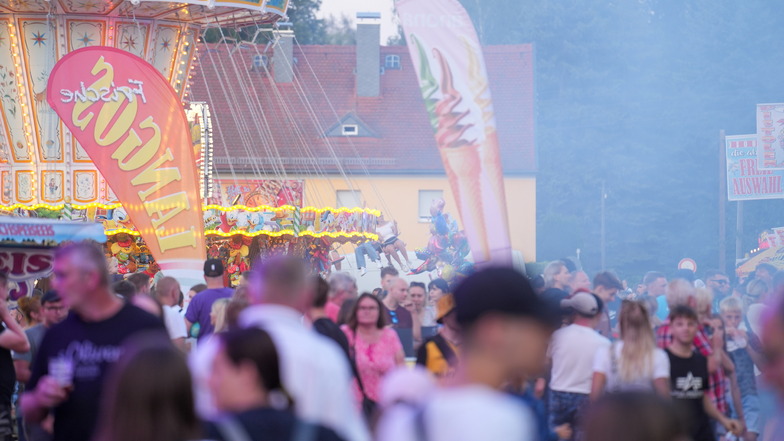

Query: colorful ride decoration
<box><xmin>737</xmin><ymin>227</ymin><xmax>784</xmax><ymax>279</ymax></box>
<box><xmin>0</xmin><ymin>203</ymin><xmax>380</xmax><ymax>239</ymax></box>
<box><xmin>410</xmin><ymin>198</ymin><xmax>472</xmax><ymax>282</ymax></box>
<box><xmin>2</xmin><ymin>202</ymin><xmax>380</xmax><ymax>286</ymax></box>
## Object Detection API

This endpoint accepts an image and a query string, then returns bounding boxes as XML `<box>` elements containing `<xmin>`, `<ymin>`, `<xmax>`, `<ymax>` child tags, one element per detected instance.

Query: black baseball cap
<box><xmin>41</xmin><ymin>290</ymin><xmax>61</xmax><ymax>306</ymax></box>
<box><xmin>454</xmin><ymin>267</ymin><xmax>558</xmax><ymax>329</ymax></box>
<box><xmin>204</xmin><ymin>259</ymin><xmax>224</xmax><ymax>277</ymax></box>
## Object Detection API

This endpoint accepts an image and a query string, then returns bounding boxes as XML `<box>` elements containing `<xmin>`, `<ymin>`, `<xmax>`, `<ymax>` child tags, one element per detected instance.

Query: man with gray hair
<box><xmin>325</xmin><ymin>272</ymin><xmax>357</xmax><ymax>323</ymax></box>
<box><xmin>21</xmin><ymin>241</ymin><xmax>165</xmax><ymax>441</ymax></box>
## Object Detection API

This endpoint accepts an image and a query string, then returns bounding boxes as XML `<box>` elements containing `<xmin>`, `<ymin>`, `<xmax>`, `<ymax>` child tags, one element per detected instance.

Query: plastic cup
<box><xmin>49</xmin><ymin>357</ymin><xmax>74</xmax><ymax>388</ymax></box>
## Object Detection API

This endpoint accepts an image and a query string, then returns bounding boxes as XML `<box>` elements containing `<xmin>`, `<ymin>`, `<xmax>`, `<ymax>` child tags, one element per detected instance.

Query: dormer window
<box><xmin>325</xmin><ymin>114</ymin><xmax>378</xmax><ymax>138</ymax></box>
<box><xmin>385</xmin><ymin>55</ymin><xmax>401</xmax><ymax>70</ymax></box>
<box><xmin>251</xmin><ymin>54</ymin><xmax>268</xmax><ymax>72</ymax></box>
<box><xmin>341</xmin><ymin>124</ymin><xmax>358</xmax><ymax>136</ymax></box>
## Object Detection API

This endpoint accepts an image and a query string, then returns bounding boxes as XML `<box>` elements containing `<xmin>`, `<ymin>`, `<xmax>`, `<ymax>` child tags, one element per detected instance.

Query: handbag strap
<box><xmin>430</xmin><ymin>334</ymin><xmax>458</xmax><ymax>368</ymax></box>
<box><xmin>348</xmin><ymin>327</ymin><xmax>371</xmax><ymax>398</ymax></box>
<box><xmin>608</xmin><ymin>341</ymin><xmax>619</xmax><ymax>391</ymax></box>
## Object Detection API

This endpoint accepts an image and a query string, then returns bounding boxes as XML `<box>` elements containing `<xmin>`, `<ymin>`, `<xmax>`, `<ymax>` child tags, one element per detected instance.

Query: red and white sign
<box><xmin>0</xmin><ymin>249</ymin><xmax>54</xmax><ymax>300</ymax></box>
<box><xmin>678</xmin><ymin>258</ymin><xmax>697</xmax><ymax>273</ymax></box>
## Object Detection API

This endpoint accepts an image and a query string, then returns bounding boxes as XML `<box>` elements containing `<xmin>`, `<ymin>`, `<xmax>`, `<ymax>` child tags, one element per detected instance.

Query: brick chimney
<box><xmin>274</xmin><ymin>25</ymin><xmax>294</xmax><ymax>83</ymax></box>
<box><xmin>356</xmin><ymin>12</ymin><xmax>381</xmax><ymax>97</ymax></box>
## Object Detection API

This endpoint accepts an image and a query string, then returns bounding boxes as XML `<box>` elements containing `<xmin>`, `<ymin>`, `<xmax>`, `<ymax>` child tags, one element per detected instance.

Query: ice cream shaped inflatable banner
<box><xmin>396</xmin><ymin>0</ymin><xmax>512</xmax><ymax>265</ymax></box>
<box><xmin>47</xmin><ymin>46</ymin><xmax>206</xmax><ymax>288</ymax></box>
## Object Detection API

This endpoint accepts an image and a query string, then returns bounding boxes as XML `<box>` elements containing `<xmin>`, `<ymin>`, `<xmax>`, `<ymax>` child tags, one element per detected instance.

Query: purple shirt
<box><xmin>185</xmin><ymin>287</ymin><xmax>233</xmax><ymax>340</ymax></box>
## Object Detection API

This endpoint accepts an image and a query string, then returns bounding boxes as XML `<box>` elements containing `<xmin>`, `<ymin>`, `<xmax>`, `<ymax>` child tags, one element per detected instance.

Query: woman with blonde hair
<box><xmin>591</xmin><ymin>300</ymin><xmax>671</xmax><ymax>399</ymax></box>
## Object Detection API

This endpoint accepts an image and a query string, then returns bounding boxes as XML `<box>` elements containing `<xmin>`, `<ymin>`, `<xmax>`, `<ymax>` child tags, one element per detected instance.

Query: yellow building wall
<box><xmin>295</xmin><ymin>175</ymin><xmax>537</xmax><ymax>262</ymax></box>
<box><xmin>215</xmin><ymin>174</ymin><xmax>536</xmax><ymax>261</ymax></box>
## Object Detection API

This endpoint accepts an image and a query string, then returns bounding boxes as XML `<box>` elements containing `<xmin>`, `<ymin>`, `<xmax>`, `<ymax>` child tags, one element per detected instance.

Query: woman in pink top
<box><xmin>341</xmin><ymin>293</ymin><xmax>405</xmax><ymax>402</ymax></box>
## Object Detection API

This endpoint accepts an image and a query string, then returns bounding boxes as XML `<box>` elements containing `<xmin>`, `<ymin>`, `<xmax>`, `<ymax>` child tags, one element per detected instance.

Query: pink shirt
<box><xmin>326</xmin><ymin>302</ymin><xmax>340</xmax><ymax>323</ymax></box>
<box><xmin>341</xmin><ymin>326</ymin><xmax>403</xmax><ymax>402</ymax></box>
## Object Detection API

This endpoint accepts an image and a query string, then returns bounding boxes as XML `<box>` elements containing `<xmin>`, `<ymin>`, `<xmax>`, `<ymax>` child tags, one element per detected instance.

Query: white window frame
<box><xmin>252</xmin><ymin>54</ymin><xmax>268</xmax><ymax>68</ymax></box>
<box><xmin>385</xmin><ymin>54</ymin><xmax>401</xmax><ymax>70</ymax></box>
<box><xmin>336</xmin><ymin>190</ymin><xmax>362</xmax><ymax>208</ymax></box>
<box><xmin>418</xmin><ymin>190</ymin><xmax>444</xmax><ymax>222</ymax></box>
<box><xmin>341</xmin><ymin>124</ymin><xmax>359</xmax><ymax>136</ymax></box>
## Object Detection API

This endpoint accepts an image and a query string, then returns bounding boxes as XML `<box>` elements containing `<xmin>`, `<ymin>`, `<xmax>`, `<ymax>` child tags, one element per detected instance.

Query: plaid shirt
<box><xmin>656</xmin><ymin>320</ymin><xmax>728</xmax><ymax>415</ymax></box>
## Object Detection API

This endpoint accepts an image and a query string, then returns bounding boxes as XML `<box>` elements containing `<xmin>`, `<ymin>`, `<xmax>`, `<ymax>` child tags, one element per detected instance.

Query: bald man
<box><xmin>154</xmin><ymin>277</ymin><xmax>187</xmax><ymax>351</ymax></box>
<box><xmin>382</xmin><ymin>277</ymin><xmax>417</xmax><ymax>356</ymax></box>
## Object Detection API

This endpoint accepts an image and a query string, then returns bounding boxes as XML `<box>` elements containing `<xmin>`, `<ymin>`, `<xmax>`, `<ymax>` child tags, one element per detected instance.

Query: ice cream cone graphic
<box><xmin>481</xmin><ymin>128</ymin><xmax>510</xmax><ymax>235</ymax></box>
<box><xmin>463</xmin><ymin>36</ymin><xmax>512</xmax><ymax>261</ymax></box>
<box><xmin>440</xmin><ymin>145</ymin><xmax>490</xmax><ymax>262</ymax></box>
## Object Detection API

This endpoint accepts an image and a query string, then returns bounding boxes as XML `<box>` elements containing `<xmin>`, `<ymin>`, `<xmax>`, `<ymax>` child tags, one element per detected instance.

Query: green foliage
<box><xmin>200</xmin><ymin>1</ymin><xmax>356</xmax><ymax>46</ymax></box>
<box><xmin>459</xmin><ymin>0</ymin><xmax>784</xmax><ymax>280</ymax></box>
<box><xmin>323</xmin><ymin>14</ymin><xmax>356</xmax><ymax>45</ymax></box>
<box><xmin>287</xmin><ymin>0</ymin><xmax>327</xmax><ymax>44</ymax></box>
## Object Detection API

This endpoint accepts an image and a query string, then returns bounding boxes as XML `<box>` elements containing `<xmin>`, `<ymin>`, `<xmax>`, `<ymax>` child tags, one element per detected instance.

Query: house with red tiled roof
<box><xmin>190</xmin><ymin>16</ymin><xmax>537</xmax><ymax>263</ymax></box>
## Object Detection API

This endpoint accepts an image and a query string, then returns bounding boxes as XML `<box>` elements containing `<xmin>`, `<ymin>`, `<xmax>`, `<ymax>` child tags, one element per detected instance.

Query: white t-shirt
<box><xmin>377</xmin><ymin>222</ymin><xmax>396</xmax><ymax>241</ymax></box>
<box><xmin>592</xmin><ymin>341</ymin><xmax>670</xmax><ymax>392</ymax></box>
<box><xmin>377</xmin><ymin>385</ymin><xmax>535</xmax><ymax>441</ymax></box>
<box><xmin>162</xmin><ymin>305</ymin><xmax>187</xmax><ymax>340</ymax></box>
<box><xmin>548</xmin><ymin>324</ymin><xmax>610</xmax><ymax>394</ymax></box>
<box><xmin>239</xmin><ymin>305</ymin><xmax>370</xmax><ymax>441</ymax></box>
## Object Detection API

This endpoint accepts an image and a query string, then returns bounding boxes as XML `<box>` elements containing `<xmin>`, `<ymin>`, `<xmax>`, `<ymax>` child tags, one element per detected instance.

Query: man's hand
<box><xmin>554</xmin><ymin>423</ymin><xmax>572</xmax><ymax>440</ymax></box>
<box><xmin>534</xmin><ymin>377</ymin><xmax>546</xmax><ymax>399</ymax></box>
<box><xmin>33</xmin><ymin>376</ymin><xmax>69</xmax><ymax>408</ymax></box>
<box><xmin>723</xmin><ymin>418</ymin><xmax>744</xmax><ymax>436</ymax></box>
<box><xmin>725</xmin><ymin>326</ymin><xmax>739</xmax><ymax>339</ymax></box>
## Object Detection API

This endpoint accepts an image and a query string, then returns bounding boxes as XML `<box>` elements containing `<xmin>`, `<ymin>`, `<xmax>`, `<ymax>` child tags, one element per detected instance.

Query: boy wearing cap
<box><xmin>184</xmin><ymin>259</ymin><xmax>233</xmax><ymax>341</ymax></box>
<box><xmin>544</xmin><ymin>292</ymin><xmax>609</xmax><ymax>439</ymax></box>
<box><xmin>415</xmin><ymin>295</ymin><xmax>460</xmax><ymax>379</ymax></box>
<box><xmin>378</xmin><ymin>267</ymin><xmax>556</xmax><ymax>441</ymax></box>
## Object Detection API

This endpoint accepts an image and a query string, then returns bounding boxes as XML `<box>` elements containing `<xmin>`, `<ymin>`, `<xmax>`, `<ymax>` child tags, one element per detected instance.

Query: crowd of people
<box><xmin>0</xmin><ymin>240</ymin><xmax>782</xmax><ymax>441</ymax></box>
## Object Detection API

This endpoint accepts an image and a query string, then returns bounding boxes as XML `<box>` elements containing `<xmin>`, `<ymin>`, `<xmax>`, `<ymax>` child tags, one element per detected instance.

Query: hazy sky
<box><xmin>317</xmin><ymin>0</ymin><xmax>398</xmax><ymax>43</ymax></box>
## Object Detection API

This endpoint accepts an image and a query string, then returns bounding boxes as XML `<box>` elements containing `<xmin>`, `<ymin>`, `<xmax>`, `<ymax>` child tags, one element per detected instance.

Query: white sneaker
<box><xmin>359</xmin><ymin>267</ymin><xmax>367</xmax><ymax>277</ymax></box>
<box><xmin>402</xmin><ymin>264</ymin><xmax>410</xmax><ymax>272</ymax></box>
<box><xmin>376</xmin><ymin>261</ymin><xmax>383</xmax><ymax>269</ymax></box>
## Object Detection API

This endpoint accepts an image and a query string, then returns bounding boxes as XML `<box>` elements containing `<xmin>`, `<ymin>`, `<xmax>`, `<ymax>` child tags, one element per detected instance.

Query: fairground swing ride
<box><xmin>0</xmin><ymin>0</ymin><xmax>389</xmax><ymax>287</ymax></box>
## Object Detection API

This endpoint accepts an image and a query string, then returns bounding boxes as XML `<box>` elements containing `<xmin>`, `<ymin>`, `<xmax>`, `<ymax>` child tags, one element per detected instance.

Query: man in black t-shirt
<box><xmin>0</xmin><ymin>271</ymin><xmax>31</xmax><ymax>441</ymax></box>
<box><xmin>20</xmin><ymin>242</ymin><xmax>166</xmax><ymax>441</ymax></box>
<box><xmin>665</xmin><ymin>305</ymin><xmax>742</xmax><ymax>441</ymax></box>
<box><xmin>308</xmin><ymin>276</ymin><xmax>351</xmax><ymax>361</ymax></box>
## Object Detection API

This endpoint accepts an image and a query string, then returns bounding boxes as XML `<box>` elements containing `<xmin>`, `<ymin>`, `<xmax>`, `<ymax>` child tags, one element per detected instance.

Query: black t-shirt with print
<box><xmin>27</xmin><ymin>303</ymin><xmax>166</xmax><ymax>441</ymax></box>
<box><xmin>666</xmin><ymin>348</ymin><xmax>715</xmax><ymax>441</ymax></box>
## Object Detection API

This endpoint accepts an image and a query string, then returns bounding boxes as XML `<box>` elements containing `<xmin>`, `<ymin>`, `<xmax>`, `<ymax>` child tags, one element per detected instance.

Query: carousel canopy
<box><xmin>0</xmin><ymin>0</ymin><xmax>287</xmax><ymax>26</ymax></box>
<box><xmin>0</xmin><ymin>0</ymin><xmax>287</xmax><ymax>209</ymax></box>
